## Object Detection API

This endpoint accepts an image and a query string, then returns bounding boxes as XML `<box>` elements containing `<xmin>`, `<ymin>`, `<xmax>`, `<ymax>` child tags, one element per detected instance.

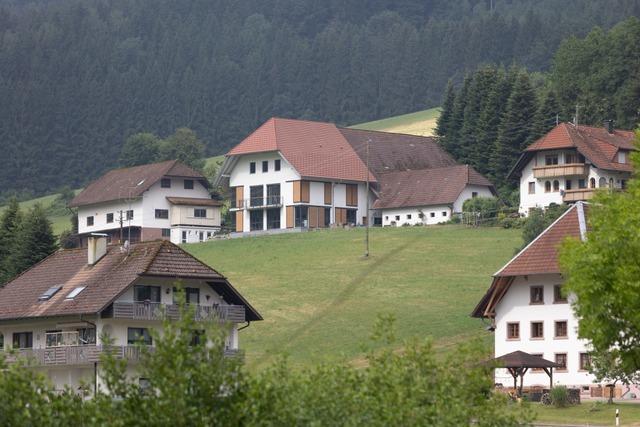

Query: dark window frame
<box><xmin>134</xmin><ymin>285</ymin><xmax>161</xmax><ymax>303</ymax></box>
<box><xmin>161</xmin><ymin>228</ymin><xmax>171</xmax><ymax>237</ymax></box>
<box><xmin>262</xmin><ymin>160</ymin><xmax>268</xmax><ymax>173</ymax></box>
<box><xmin>554</xmin><ymin>320</ymin><xmax>568</xmax><ymax>339</ymax></box>
<box><xmin>506</xmin><ymin>322</ymin><xmax>520</xmax><ymax>340</ymax></box>
<box><xmin>126</xmin><ymin>210</ymin><xmax>134</xmax><ymax>220</ymax></box>
<box><xmin>250</xmin><ymin>209</ymin><xmax>263</xmax><ymax>231</ymax></box>
<box><xmin>579</xmin><ymin>352</ymin><xmax>591</xmax><ymax>371</ymax></box>
<box><xmin>106</xmin><ymin>213</ymin><xmax>114</xmax><ymax>223</ymax></box>
<box><xmin>161</xmin><ymin>178</ymin><xmax>171</xmax><ymax>188</ymax></box>
<box><xmin>155</xmin><ymin>209</ymin><xmax>169</xmax><ymax>219</ymax></box>
<box><xmin>531</xmin><ymin>321</ymin><xmax>544</xmax><ymax>339</ymax></box>
<box><xmin>274</xmin><ymin>159</ymin><xmax>281</xmax><ymax>171</ymax></box>
<box><xmin>184</xmin><ymin>179</ymin><xmax>194</xmax><ymax>190</ymax></box>
<box><xmin>266</xmin><ymin>208</ymin><xmax>280</xmax><ymax>230</ymax></box>
<box><xmin>13</xmin><ymin>332</ymin><xmax>33</xmax><ymax>349</ymax></box>
<box><xmin>249</xmin><ymin>162</ymin><xmax>256</xmax><ymax>174</ymax></box>
<box><xmin>555</xmin><ymin>353</ymin><xmax>568</xmax><ymax>371</ymax></box>
<box><xmin>127</xmin><ymin>327</ymin><xmax>152</xmax><ymax>346</ymax></box>
<box><xmin>530</xmin><ymin>286</ymin><xmax>544</xmax><ymax>305</ymax></box>
<box><xmin>86</xmin><ymin>216</ymin><xmax>94</xmax><ymax>226</ymax></box>
<box><xmin>194</xmin><ymin>208</ymin><xmax>207</xmax><ymax>218</ymax></box>
<box><xmin>554</xmin><ymin>284</ymin><xmax>567</xmax><ymax>303</ymax></box>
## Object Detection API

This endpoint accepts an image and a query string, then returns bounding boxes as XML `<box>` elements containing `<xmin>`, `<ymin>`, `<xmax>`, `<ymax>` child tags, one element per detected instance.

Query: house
<box><xmin>472</xmin><ymin>202</ymin><xmax>606</xmax><ymax>395</ymax></box>
<box><xmin>215</xmin><ymin>117</ymin><xmax>495</xmax><ymax>232</ymax></box>
<box><xmin>509</xmin><ymin>121</ymin><xmax>635</xmax><ymax>215</ymax></box>
<box><xmin>69</xmin><ymin>160</ymin><xmax>222</xmax><ymax>245</ymax></box>
<box><xmin>0</xmin><ymin>235</ymin><xmax>262</xmax><ymax>393</ymax></box>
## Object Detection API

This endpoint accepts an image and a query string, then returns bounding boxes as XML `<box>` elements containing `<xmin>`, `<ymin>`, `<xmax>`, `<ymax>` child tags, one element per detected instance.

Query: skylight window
<box><xmin>65</xmin><ymin>286</ymin><xmax>86</xmax><ymax>300</ymax></box>
<box><xmin>38</xmin><ymin>286</ymin><xmax>62</xmax><ymax>301</ymax></box>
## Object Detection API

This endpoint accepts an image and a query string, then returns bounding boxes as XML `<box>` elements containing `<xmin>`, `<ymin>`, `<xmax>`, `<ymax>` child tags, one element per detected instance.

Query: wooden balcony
<box><xmin>562</xmin><ymin>189</ymin><xmax>597</xmax><ymax>202</ymax></box>
<box><xmin>111</xmin><ymin>302</ymin><xmax>245</xmax><ymax>323</ymax></box>
<box><xmin>533</xmin><ymin>163</ymin><xmax>588</xmax><ymax>179</ymax></box>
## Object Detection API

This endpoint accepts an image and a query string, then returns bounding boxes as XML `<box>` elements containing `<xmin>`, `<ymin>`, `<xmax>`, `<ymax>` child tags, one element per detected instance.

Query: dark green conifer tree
<box><xmin>531</xmin><ymin>90</ymin><xmax>561</xmax><ymax>142</ymax></box>
<box><xmin>443</xmin><ymin>75</ymin><xmax>471</xmax><ymax>158</ymax></box>
<box><xmin>0</xmin><ymin>198</ymin><xmax>23</xmax><ymax>283</ymax></box>
<box><xmin>435</xmin><ymin>80</ymin><xmax>456</xmax><ymax>138</ymax></box>
<box><xmin>119</xmin><ymin>133</ymin><xmax>161</xmax><ymax>167</ymax></box>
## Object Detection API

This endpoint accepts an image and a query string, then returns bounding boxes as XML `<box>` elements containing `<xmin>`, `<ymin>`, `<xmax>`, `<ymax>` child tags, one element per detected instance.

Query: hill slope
<box><xmin>351</xmin><ymin>108</ymin><xmax>440</xmax><ymax>136</ymax></box>
<box><xmin>186</xmin><ymin>226</ymin><xmax>521</xmax><ymax>369</ymax></box>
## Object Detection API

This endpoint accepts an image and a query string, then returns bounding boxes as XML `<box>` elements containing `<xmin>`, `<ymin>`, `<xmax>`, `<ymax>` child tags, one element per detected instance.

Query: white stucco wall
<box><xmin>494</xmin><ymin>274</ymin><xmax>596</xmax><ymax>388</ymax></box>
<box><xmin>381</xmin><ymin>206</ymin><xmax>451</xmax><ymax>226</ymax></box>
<box><xmin>453</xmin><ymin>185</ymin><xmax>495</xmax><ymax>212</ymax></box>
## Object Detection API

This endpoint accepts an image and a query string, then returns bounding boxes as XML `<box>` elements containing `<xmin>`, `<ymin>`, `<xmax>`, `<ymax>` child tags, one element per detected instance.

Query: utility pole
<box><xmin>119</xmin><ymin>210</ymin><xmax>124</xmax><ymax>244</ymax></box>
<box><xmin>364</xmin><ymin>138</ymin><xmax>370</xmax><ymax>258</ymax></box>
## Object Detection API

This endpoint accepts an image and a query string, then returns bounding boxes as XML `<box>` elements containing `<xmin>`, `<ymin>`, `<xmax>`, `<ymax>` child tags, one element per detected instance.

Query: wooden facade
<box><xmin>292</xmin><ymin>180</ymin><xmax>310</xmax><ymax>203</ymax></box>
<box><xmin>345</xmin><ymin>184</ymin><xmax>358</xmax><ymax>206</ymax></box>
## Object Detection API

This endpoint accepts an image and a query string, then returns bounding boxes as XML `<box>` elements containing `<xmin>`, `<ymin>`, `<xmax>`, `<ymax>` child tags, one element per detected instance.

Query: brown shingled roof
<box><xmin>372</xmin><ymin>165</ymin><xmax>495</xmax><ymax>209</ymax></box>
<box><xmin>0</xmin><ymin>240</ymin><xmax>261</xmax><ymax>321</ymax></box>
<box><xmin>510</xmin><ymin>123</ymin><xmax>635</xmax><ymax>178</ymax></box>
<box><xmin>227</xmin><ymin>118</ymin><xmax>375</xmax><ymax>182</ymax></box>
<box><xmin>472</xmin><ymin>203</ymin><xmax>587</xmax><ymax>318</ymax></box>
<box><xmin>69</xmin><ymin>160</ymin><xmax>208</xmax><ymax>207</ymax></box>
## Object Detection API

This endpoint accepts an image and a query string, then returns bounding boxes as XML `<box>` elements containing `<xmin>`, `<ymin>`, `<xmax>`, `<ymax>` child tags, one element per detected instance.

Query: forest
<box><xmin>0</xmin><ymin>0</ymin><xmax>639</xmax><ymax>198</ymax></box>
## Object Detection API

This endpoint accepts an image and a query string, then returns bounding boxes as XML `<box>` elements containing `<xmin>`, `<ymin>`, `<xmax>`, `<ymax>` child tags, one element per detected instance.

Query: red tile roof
<box><xmin>472</xmin><ymin>203</ymin><xmax>588</xmax><ymax>318</ymax></box>
<box><xmin>228</xmin><ymin>118</ymin><xmax>380</xmax><ymax>182</ymax></box>
<box><xmin>0</xmin><ymin>240</ymin><xmax>261</xmax><ymax>321</ymax></box>
<box><xmin>69</xmin><ymin>160</ymin><xmax>208</xmax><ymax>207</ymax></box>
<box><xmin>511</xmin><ymin>123</ymin><xmax>635</xmax><ymax>177</ymax></box>
<box><xmin>372</xmin><ymin>165</ymin><xmax>495</xmax><ymax>209</ymax></box>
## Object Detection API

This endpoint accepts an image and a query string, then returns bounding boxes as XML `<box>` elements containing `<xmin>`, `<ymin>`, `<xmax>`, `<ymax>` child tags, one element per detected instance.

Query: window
<box><xmin>555</xmin><ymin>353</ymin><xmax>567</xmax><ymax>371</ymax></box>
<box><xmin>106</xmin><ymin>213</ymin><xmax>114</xmax><ymax>223</ymax></box>
<box><xmin>528</xmin><ymin>182</ymin><xmax>535</xmax><ymax>194</ymax></box>
<box><xmin>621</xmin><ymin>179</ymin><xmax>628</xmax><ymax>189</ymax></box>
<box><xmin>565</xmin><ymin>179</ymin><xmax>572</xmax><ymax>190</ymax></box>
<box><xmin>395</xmin><ymin>215</ymin><xmax>400</xmax><ymax>221</ymax></box>
<box><xmin>126</xmin><ymin>210</ymin><xmax>134</xmax><ymax>220</ymax></box>
<box><xmin>294</xmin><ymin>206</ymin><xmax>308</xmax><ymax>227</ymax></box>
<box><xmin>262</xmin><ymin>160</ymin><xmax>268</xmax><ymax>173</ymax></box>
<box><xmin>442</xmin><ymin>211</ymin><xmax>447</xmax><ymax>217</ymax></box>
<box><xmin>65</xmin><ymin>286</ymin><xmax>86</xmax><ymax>300</ymax></box>
<box><xmin>346</xmin><ymin>209</ymin><xmax>357</xmax><ymax>225</ymax></box>
<box><xmin>250</xmin><ymin>210</ymin><xmax>263</xmax><ymax>231</ymax></box>
<box><xmin>530</xmin><ymin>286</ymin><xmax>544</xmax><ymax>304</ymax></box>
<box><xmin>531</xmin><ymin>353</ymin><xmax>545</xmax><ymax>372</ymax></box>
<box><xmin>78</xmin><ymin>328</ymin><xmax>96</xmax><ymax>345</ymax></box>
<box><xmin>406</xmin><ymin>214</ymin><xmax>412</xmax><ymax>220</ymax></box>
<box><xmin>39</xmin><ymin>285</ymin><xmax>62</xmax><ymax>301</ymax></box>
<box><xmin>274</xmin><ymin>159</ymin><xmax>281</xmax><ymax>171</ymax></box>
<box><xmin>86</xmin><ymin>216</ymin><xmax>94</xmax><ymax>226</ymax></box>
<box><xmin>181</xmin><ymin>231</ymin><xmax>187</xmax><ymax>243</ymax></box>
<box><xmin>250</xmin><ymin>185</ymin><xmax>264</xmax><ymax>207</ymax></box>
<box><xmin>324</xmin><ymin>207</ymin><xmax>331</xmax><ymax>227</ymax></box>
<box><xmin>555</xmin><ymin>321</ymin><xmax>568</xmax><ymax>338</ymax></box>
<box><xmin>544</xmin><ymin>181</ymin><xmax>551</xmax><ymax>193</ymax></box>
<box><xmin>385</xmin><ymin>216</ymin><xmax>388</xmax><ymax>221</ymax></box>
<box><xmin>13</xmin><ymin>332</ymin><xmax>33</xmax><ymax>349</ymax></box>
<box><xmin>553</xmin><ymin>180</ymin><xmax>560</xmax><ymax>192</ymax></box>
<box><xmin>579</xmin><ymin>353</ymin><xmax>592</xmax><ymax>371</ymax></box>
<box><xmin>194</xmin><ymin>208</ymin><xmax>207</xmax><ymax>218</ymax></box>
<box><xmin>565</xmin><ymin>152</ymin><xmax>578</xmax><ymax>164</ymax></box>
<box><xmin>578</xmin><ymin>179</ymin><xmax>586</xmax><ymax>189</ymax></box>
<box><xmin>599</xmin><ymin>177</ymin><xmax>607</xmax><ymax>188</ymax></box>
<box><xmin>266</xmin><ymin>184</ymin><xmax>281</xmax><ymax>205</ymax></box>
<box><xmin>184</xmin><ymin>179</ymin><xmax>194</xmax><ymax>190</ymax></box>
<box><xmin>267</xmin><ymin>208</ymin><xmax>280</xmax><ymax>229</ymax></box>
<box><xmin>545</xmin><ymin>155</ymin><xmax>559</xmax><ymax>165</ymax></box>
<box><xmin>531</xmin><ymin>321</ymin><xmax>544</xmax><ymax>339</ymax></box>
<box><xmin>191</xmin><ymin>330</ymin><xmax>205</xmax><ymax>346</ymax></box>
<box><xmin>554</xmin><ymin>284</ymin><xmax>567</xmax><ymax>303</ymax></box>
<box><xmin>618</xmin><ymin>151</ymin><xmax>627</xmax><ymax>163</ymax></box>
<box><xmin>155</xmin><ymin>209</ymin><xmax>169</xmax><ymax>219</ymax></box>
<box><xmin>0</xmin><ymin>333</ymin><xmax>3</xmax><ymax>351</ymax></box>
<box><xmin>472</xmin><ymin>192</ymin><xmax>478</xmax><ymax>198</ymax></box>
<box><xmin>589</xmin><ymin>177</ymin><xmax>596</xmax><ymax>189</ymax></box>
<box><xmin>249</xmin><ymin>162</ymin><xmax>256</xmax><ymax>174</ymax></box>
<box><xmin>161</xmin><ymin>178</ymin><xmax>171</xmax><ymax>188</ymax></box>
<box><xmin>134</xmin><ymin>285</ymin><xmax>161</xmax><ymax>303</ymax></box>
<box><xmin>199</xmin><ymin>231</ymin><xmax>204</xmax><ymax>242</ymax></box>
<box><xmin>609</xmin><ymin>178</ymin><xmax>614</xmax><ymax>188</ymax></box>
<box><xmin>430</xmin><ymin>212</ymin><xmax>435</xmax><ymax>218</ymax></box>
<box><xmin>506</xmin><ymin>322</ymin><xmax>519</xmax><ymax>340</ymax></box>
<box><xmin>128</xmin><ymin>328</ymin><xmax>152</xmax><ymax>345</ymax></box>
<box><xmin>161</xmin><ymin>228</ymin><xmax>170</xmax><ymax>238</ymax></box>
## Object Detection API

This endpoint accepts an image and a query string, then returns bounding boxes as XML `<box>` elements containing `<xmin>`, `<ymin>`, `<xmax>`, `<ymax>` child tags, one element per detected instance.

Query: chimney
<box><xmin>87</xmin><ymin>233</ymin><xmax>108</xmax><ymax>265</ymax></box>
<box><xmin>604</xmin><ymin>120</ymin><xmax>614</xmax><ymax>134</ymax></box>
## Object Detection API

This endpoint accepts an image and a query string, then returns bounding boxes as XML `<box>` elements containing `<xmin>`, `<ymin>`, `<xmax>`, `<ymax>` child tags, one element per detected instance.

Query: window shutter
<box><xmin>301</xmin><ymin>181</ymin><xmax>310</xmax><ymax>203</ymax></box>
<box><xmin>324</xmin><ymin>182</ymin><xmax>332</xmax><ymax>205</ymax></box>
<box><xmin>309</xmin><ymin>206</ymin><xmax>319</xmax><ymax>228</ymax></box>
<box><xmin>235</xmin><ymin>211</ymin><xmax>243</xmax><ymax>232</ymax></box>
<box><xmin>286</xmin><ymin>206</ymin><xmax>294</xmax><ymax>228</ymax></box>
<box><xmin>293</xmin><ymin>181</ymin><xmax>301</xmax><ymax>203</ymax></box>
<box><xmin>235</xmin><ymin>186</ymin><xmax>244</xmax><ymax>208</ymax></box>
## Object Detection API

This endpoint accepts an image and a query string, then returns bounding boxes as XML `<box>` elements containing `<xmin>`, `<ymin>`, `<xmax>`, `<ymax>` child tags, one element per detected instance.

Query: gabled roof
<box><xmin>338</xmin><ymin>128</ymin><xmax>458</xmax><ymax>178</ymax></box>
<box><xmin>492</xmin><ymin>351</ymin><xmax>561</xmax><ymax>369</ymax></box>
<box><xmin>69</xmin><ymin>160</ymin><xmax>208</xmax><ymax>207</ymax></box>
<box><xmin>227</xmin><ymin>118</ymin><xmax>375</xmax><ymax>182</ymax></box>
<box><xmin>0</xmin><ymin>240</ymin><xmax>262</xmax><ymax>321</ymax></box>
<box><xmin>472</xmin><ymin>203</ymin><xmax>587</xmax><ymax>318</ymax></box>
<box><xmin>509</xmin><ymin>123</ymin><xmax>635</xmax><ymax>178</ymax></box>
<box><xmin>372</xmin><ymin>165</ymin><xmax>495</xmax><ymax>210</ymax></box>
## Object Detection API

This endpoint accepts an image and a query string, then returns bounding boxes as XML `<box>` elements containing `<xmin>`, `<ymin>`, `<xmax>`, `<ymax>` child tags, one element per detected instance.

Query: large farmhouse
<box><xmin>472</xmin><ymin>202</ymin><xmax>617</xmax><ymax>397</ymax></box>
<box><xmin>0</xmin><ymin>235</ymin><xmax>261</xmax><ymax>393</ymax></box>
<box><xmin>215</xmin><ymin>117</ymin><xmax>495</xmax><ymax>232</ymax></box>
<box><xmin>69</xmin><ymin>160</ymin><xmax>222</xmax><ymax>245</ymax></box>
<box><xmin>509</xmin><ymin>122</ymin><xmax>635</xmax><ymax>215</ymax></box>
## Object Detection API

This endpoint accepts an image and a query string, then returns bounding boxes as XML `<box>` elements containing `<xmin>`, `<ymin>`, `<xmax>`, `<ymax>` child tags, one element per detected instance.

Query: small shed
<box><xmin>491</xmin><ymin>350</ymin><xmax>561</xmax><ymax>396</ymax></box>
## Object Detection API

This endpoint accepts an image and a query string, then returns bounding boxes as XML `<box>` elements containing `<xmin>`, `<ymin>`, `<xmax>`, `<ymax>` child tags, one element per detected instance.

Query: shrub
<box><xmin>551</xmin><ymin>385</ymin><xmax>569</xmax><ymax>407</ymax></box>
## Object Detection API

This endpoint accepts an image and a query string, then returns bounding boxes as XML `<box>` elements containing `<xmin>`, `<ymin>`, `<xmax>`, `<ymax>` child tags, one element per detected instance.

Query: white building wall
<box><xmin>78</xmin><ymin>199</ymin><xmax>144</xmax><ymax>235</ymax></box>
<box><xmin>381</xmin><ymin>206</ymin><xmax>451</xmax><ymax>226</ymax></box>
<box><xmin>494</xmin><ymin>274</ymin><xmax>596</xmax><ymax>388</ymax></box>
<box><xmin>453</xmin><ymin>185</ymin><xmax>495</xmax><ymax>212</ymax></box>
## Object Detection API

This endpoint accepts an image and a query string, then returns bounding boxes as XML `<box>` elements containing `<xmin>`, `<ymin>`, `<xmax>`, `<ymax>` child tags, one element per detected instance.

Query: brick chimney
<box><xmin>87</xmin><ymin>233</ymin><xmax>108</xmax><ymax>265</ymax></box>
<box><xmin>604</xmin><ymin>120</ymin><xmax>614</xmax><ymax>134</ymax></box>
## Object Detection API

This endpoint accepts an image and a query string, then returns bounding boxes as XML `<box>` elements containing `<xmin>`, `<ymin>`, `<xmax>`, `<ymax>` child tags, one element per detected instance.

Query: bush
<box><xmin>551</xmin><ymin>385</ymin><xmax>569</xmax><ymax>407</ymax></box>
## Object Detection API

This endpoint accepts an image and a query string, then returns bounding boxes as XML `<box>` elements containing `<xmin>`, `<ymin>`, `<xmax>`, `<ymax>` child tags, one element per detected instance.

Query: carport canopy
<box><xmin>491</xmin><ymin>350</ymin><xmax>562</xmax><ymax>396</ymax></box>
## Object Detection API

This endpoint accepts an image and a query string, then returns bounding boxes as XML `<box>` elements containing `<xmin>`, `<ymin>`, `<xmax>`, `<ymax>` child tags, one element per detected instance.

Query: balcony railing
<box><xmin>112</xmin><ymin>302</ymin><xmax>245</xmax><ymax>323</ymax></box>
<box><xmin>533</xmin><ymin>163</ymin><xmax>588</xmax><ymax>179</ymax></box>
<box><xmin>562</xmin><ymin>188</ymin><xmax>597</xmax><ymax>202</ymax></box>
<box><xmin>231</xmin><ymin>196</ymin><xmax>283</xmax><ymax>209</ymax></box>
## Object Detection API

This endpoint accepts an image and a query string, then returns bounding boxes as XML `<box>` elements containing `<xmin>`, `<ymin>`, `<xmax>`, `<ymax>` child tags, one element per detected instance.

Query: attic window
<box><xmin>65</xmin><ymin>286</ymin><xmax>86</xmax><ymax>300</ymax></box>
<box><xmin>38</xmin><ymin>286</ymin><xmax>62</xmax><ymax>301</ymax></box>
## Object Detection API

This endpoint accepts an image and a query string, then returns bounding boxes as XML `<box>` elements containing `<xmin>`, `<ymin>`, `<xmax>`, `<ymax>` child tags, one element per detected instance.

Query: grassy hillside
<box><xmin>0</xmin><ymin>192</ymin><xmax>75</xmax><ymax>236</ymax></box>
<box><xmin>351</xmin><ymin>107</ymin><xmax>440</xmax><ymax>136</ymax></box>
<box><xmin>186</xmin><ymin>225</ymin><xmax>521</xmax><ymax>369</ymax></box>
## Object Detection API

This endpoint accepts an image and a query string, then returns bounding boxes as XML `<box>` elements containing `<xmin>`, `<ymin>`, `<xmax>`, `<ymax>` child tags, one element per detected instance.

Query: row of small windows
<box><xmin>506</xmin><ymin>320</ymin><xmax>568</xmax><ymax>340</ymax></box>
<box><xmin>181</xmin><ymin>230</ymin><xmax>214</xmax><ymax>243</ymax></box>
<box><xmin>528</xmin><ymin>178</ymin><xmax>626</xmax><ymax>194</ymax></box>
<box><xmin>88</xmin><ymin>207</ymin><xmax>209</xmax><ymax>226</ymax></box>
<box><xmin>529</xmin><ymin>353</ymin><xmax>591</xmax><ymax>373</ymax></box>
<box><xmin>250</xmin><ymin>159</ymin><xmax>281</xmax><ymax>174</ymax></box>
<box><xmin>87</xmin><ymin>210</ymin><xmax>133</xmax><ymax>227</ymax></box>
<box><xmin>160</xmin><ymin>178</ymin><xmax>194</xmax><ymax>189</ymax></box>
<box><xmin>385</xmin><ymin>211</ymin><xmax>447</xmax><ymax>221</ymax></box>
<box><xmin>530</xmin><ymin>284</ymin><xmax>567</xmax><ymax>305</ymax></box>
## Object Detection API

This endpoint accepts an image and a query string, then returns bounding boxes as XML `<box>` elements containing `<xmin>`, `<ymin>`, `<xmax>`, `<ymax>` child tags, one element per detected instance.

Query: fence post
<box><xmin>616</xmin><ymin>408</ymin><xmax>620</xmax><ymax>426</ymax></box>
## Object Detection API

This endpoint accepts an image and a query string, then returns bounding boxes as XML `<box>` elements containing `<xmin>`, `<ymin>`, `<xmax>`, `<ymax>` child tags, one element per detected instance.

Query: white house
<box><xmin>472</xmin><ymin>202</ymin><xmax>618</xmax><ymax>397</ymax></box>
<box><xmin>69</xmin><ymin>160</ymin><xmax>222</xmax><ymax>245</ymax></box>
<box><xmin>215</xmin><ymin>117</ymin><xmax>495</xmax><ymax>232</ymax></box>
<box><xmin>509</xmin><ymin>122</ymin><xmax>634</xmax><ymax>215</ymax></box>
<box><xmin>0</xmin><ymin>235</ymin><xmax>261</xmax><ymax>394</ymax></box>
